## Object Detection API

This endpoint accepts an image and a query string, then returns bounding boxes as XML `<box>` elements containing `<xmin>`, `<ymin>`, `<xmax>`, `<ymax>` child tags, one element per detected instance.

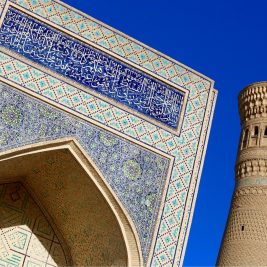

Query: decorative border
<box><xmin>0</xmin><ymin>0</ymin><xmax>217</xmax><ymax>265</ymax></box>
<box><xmin>237</xmin><ymin>177</ymin><xmax>267</xmax><ymax>188</ymax></box>
<box><xmin>0</xmin><ymin>2</ymin><xmax>189</xmax><ymax>136</ymax></box>
<box><xmin>0</xmin><ymin>54</ymin><xmax>175</xmax><ymax>264</ymax></box>
<box><xmin>177</xmin><ymin>89</ymin><xmax>217</xmax><ymax>265</ymax></box>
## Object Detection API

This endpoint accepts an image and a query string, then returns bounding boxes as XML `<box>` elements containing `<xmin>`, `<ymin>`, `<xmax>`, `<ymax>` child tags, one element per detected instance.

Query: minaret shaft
<box><xmin>217</xmin><ymin>82</ymin><xmax>267</xmax><ymax>265</ymax></box>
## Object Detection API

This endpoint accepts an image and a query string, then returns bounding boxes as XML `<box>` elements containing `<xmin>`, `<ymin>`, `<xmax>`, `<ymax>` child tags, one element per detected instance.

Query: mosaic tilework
<box><xmin>0</xmin><ymin>36</ymin><xmax>214</xmax><ymax>267</ymax></box>
<box><xmin>0</xmin><ymin>6</ymin><xmax>185</xmax><ymax>131</ymax></box>
<box><xmin>0</xmin><ymin>0</ymin><xmax>217</xmax><ymax>265</ymax></box>
<box><xmin>8</xmin><ymin>0</ymin><xmax>212</xmax><ymax>88</ymax></box>
<box><xmin>0</xmin><ymin>182</ymin><xmax>68</xmax><ymax>267</ymax></box>
<box><xmin>171</xmin><ymin>89</ymin><xmax>217</xmax><ymax>265</ymax></box>
<box><xmin>0</xmin><ymin>83</ymin><xmax>171</xmax><ymax>263</ymax></box>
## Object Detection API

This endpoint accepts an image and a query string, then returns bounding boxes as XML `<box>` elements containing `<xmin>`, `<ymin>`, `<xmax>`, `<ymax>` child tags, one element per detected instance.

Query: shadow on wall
<box><xmin>240</xmin><ymin>125</ymin><xmax>267</xmax><ymax>149</ymax></box>
<box><xmin>0</xmin><ymin>182</ymin><xmax>69</xmax><ymax>266</ymax></box>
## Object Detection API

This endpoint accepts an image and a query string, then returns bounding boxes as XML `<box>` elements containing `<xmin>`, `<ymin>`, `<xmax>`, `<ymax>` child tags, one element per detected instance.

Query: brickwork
<box><xmin>217</xmin><ymin>82</ymin><xmax>267</xmax><ymax>265</ymax></box>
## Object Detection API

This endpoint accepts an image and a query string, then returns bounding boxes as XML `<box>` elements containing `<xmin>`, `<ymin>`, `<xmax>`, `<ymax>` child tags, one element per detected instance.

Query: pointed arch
<box><xmin>0</xmin><ymin>137</ymin><xmax>143</xmax><ymax>266</ymax></box>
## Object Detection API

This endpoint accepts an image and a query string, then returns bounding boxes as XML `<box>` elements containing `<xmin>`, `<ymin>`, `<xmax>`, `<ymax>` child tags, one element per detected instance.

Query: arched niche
<box><xmin>0</xmin><ymin>138</ymin><xmax>143</xmax><ymax>266</ymax></box>
<box><xmin>0</xmin><ymin>182</ymin><xmax>71</xmax><ymax>266</ymax></box>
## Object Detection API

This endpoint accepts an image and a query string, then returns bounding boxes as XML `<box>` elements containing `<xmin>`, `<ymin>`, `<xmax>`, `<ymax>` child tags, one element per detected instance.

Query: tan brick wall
<box><xmin>217</xmin><ymin>82</ymin><xmax>267</xmax><ymax>266</ymax></box>
<box><xmin>218</xmin><ymin>190</ymin><xmax>267</xmax><ymax>265</ymax></box>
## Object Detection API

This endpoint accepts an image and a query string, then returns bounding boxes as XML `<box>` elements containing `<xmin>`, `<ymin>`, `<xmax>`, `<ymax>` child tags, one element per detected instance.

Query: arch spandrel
<box><xmin>0</xmin><ymin>83</ymin><xmax>172</xmax><ymax>264</ymax></box>
<box><xmin>0</xmin><ymin>138</ymin><xmax>143</xmax><ymax>266</ymax></box>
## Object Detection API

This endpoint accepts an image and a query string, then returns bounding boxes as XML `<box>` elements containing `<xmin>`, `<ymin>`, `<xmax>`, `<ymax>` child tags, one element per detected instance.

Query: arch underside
<box><xmin>0</xmin><ymin>182</ymin><xmax>70</xmax><ymax>267</ymax></box>
<box><xmin>0</xmin><ymin>139</ymin><xmax>143</xmax><ymax>266</ymax></box>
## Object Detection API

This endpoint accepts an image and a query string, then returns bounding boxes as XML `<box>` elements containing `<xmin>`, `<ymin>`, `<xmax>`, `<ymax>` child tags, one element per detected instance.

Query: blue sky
<box><xmin>62</xmin><ymin>0</ymin><xmax>267</xmax><ymax>265</ymax></box>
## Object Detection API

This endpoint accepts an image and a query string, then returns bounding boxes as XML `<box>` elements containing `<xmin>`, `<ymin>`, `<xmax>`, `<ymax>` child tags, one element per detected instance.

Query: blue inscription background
<box><xmin>0</xmin><ymin>7</ymin><xmax>184</xmax><ymax>130</ymax></box>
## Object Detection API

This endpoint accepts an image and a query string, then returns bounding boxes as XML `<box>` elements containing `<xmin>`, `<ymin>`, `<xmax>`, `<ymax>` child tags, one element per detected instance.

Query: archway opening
<box><xmin>0</xmin><ymin>139</ymin><xmax>142</xmax><ymax>266</ymax></box>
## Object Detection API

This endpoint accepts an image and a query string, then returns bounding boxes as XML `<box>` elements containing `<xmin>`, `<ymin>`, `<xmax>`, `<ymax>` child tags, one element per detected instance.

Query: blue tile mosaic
<box><xmin>0</xmin><ymin>82</ymin><xmax>171</xmax><ymax>263</ymax></box>
<box><xmin>0</xmin><ymin>7</ymin><xmax>184</xmax><ymax>130</ymax></box>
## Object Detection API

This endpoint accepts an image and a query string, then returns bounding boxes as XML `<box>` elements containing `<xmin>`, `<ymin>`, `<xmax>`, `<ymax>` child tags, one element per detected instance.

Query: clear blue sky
<box><xmin>62</xmin><ymin>0</ymin><xmax>267</xmax><ymax>265</ymax></box>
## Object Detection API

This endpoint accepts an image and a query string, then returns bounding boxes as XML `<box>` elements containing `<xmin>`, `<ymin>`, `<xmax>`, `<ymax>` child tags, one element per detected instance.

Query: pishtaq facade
<box><xmin>0</xmin><ymin>1</ymin><xmax>217</xmax><ymax>266</ymax></box>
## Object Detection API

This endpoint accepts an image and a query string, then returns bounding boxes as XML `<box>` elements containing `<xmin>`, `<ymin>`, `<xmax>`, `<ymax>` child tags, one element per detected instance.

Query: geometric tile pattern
<box><xmin>0</xmin><ymin>83</ymin><xmax>171</xmax><ymax>263</ymax></box>
<box><xmin>0</xmin><ymin>49</ymin><xmax>214</xmax><ymax>265</ymax></box>
<box><xmin>0</xmin><ymin>7</ymin><xmax>185</xmax><ymax>131</ymax></box>
<box><xmin>1</xmin><ymin>0</ymin><xmax>212</xmax><ymax>89</ymax></box>
<box><xmin>0</xmin><ymin>0</ymin><xmax>217</xmax><ymax>266</ymax></box>
<box><xmin>0</xmin><ymin>182</ymin><xmax>68</xmax><ymax>267</ymax></box>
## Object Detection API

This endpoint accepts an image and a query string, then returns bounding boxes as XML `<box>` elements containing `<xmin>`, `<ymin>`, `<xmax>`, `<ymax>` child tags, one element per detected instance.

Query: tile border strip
<box><xmin>177</xmin><ymin>90</ymin><xmax>217</xmax><ymax>266</ymax></box>
<box><xmin>0</xmin><ymin>1</ymin><xmax>190</xmax><ymax>136</ymax></box>
<box><xmin>56</xmin><ymin>0</ymin><xmax>214</xmax><ymax>86</ymax></box>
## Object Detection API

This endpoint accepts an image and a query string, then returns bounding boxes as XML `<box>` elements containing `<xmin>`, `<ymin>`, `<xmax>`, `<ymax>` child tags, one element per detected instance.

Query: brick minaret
<box><xmin>217</xmin><ymin>82</ymin><xmax>267</xmax><ymax>265</ymax></box>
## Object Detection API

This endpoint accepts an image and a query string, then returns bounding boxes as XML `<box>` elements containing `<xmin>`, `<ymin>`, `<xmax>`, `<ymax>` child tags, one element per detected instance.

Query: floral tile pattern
<box><xmin>0</xmin><ymin>0</ymin><xmax>217</xmax><ymax>265</ymax></box>
<box><xmin>0</xmin><ymin>83</ymin><xmax>171</xmax><ymax>262</ymax></box>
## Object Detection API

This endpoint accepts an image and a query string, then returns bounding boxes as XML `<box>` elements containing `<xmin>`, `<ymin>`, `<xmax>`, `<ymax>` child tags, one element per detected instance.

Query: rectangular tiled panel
<box><xmin>0</xmin><ymin>6</ymin><xmax>185</xmax><ymax>130</ymax></box>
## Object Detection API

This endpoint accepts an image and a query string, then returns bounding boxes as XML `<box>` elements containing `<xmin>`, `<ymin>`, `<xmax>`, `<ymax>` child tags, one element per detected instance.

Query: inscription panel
<box><xmin>0</xmin><ymin>6</ymin><xmax>185</xmax><ymax>131</ymax></box>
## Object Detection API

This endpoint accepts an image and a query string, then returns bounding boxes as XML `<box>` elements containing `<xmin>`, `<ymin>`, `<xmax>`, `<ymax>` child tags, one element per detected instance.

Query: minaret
<box><xmin>217</xmin><ymin>82</ymin><xmax>267</xmax><ymax>265</ymax></box>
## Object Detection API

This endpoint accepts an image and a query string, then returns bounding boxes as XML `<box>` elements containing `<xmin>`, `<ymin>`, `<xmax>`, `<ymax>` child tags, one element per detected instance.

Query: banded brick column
<box><xmin>217</xmin><ymin>82</ymin><xmax>267</xmax><ymax>265</ymax></box>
